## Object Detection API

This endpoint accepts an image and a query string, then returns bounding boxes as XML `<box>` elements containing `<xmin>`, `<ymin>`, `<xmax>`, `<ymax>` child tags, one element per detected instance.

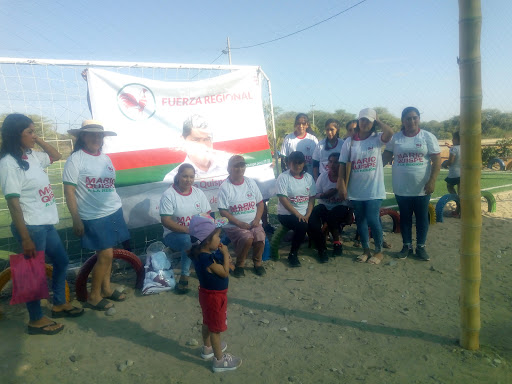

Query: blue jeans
<box><xmin>395</xmin><ymin>195</ymin><xmax>431</xmax><ymax>246</ymax></box>
<box><xmin>11</xmin><ymin>224</ymin><xmax>69</xmax><ymax>321</ymax></box>
<box><xmin>351</xmin><ymin>200</ymin><xmax>383</xmax><ymax>251</ymax></box>
<box><xmin>162</xmin><ymin>232</ymin><xmax>192</xmax><ymax>276</ymax></box>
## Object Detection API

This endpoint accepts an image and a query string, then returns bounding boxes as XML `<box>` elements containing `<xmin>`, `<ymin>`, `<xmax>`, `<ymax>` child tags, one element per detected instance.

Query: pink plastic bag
<box><xmin>9</xmin><ymin>251</ymin><xmax>49</xmax><ymax>305</ymax></box>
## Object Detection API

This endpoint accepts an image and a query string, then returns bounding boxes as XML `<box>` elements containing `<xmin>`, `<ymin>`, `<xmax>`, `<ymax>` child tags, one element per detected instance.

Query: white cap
<box><xmin>358</xmin><ymin>108</ymin><xmax>377</xmax><ymax>123</ymax></box>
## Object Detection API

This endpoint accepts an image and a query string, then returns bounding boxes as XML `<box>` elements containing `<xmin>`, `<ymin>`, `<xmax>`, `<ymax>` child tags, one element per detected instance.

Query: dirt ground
<box><xmin>1</xmin><ymin>193</ymin><xmax>511</xmax><ymax>384</ymax></box>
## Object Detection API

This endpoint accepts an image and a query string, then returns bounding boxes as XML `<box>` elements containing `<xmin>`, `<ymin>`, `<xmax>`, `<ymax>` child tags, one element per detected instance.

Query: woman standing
<box><xmin>64</xmin><ymin>120</ymin><xmax>130</xmax><ymax>310</ymax></box>
<box><xmin>159</xmin><ymin>163</ymin><xmax>211</xmax><ymax>294</ymax></box>
<box><xmin>218</xmin><ymin>155</ymin><xmax>266</xmax><ymax>277</ymax></box>
<box><xmin>382</xmin><ymin>107</ymin><xmax>441</xmax><ymax>261</ymax></box>
<box><xmin>312</xmin><ymin>119</ymin><xmax>344</xmax><ymax>181</ymax></box>
<box><xmin>280</xmin><ymin>113</ymin><xmax>318</xmax><ymax>176</ymax></box>
<box><xmin>337</xmin><ymin>108</ymin><xmax>393</xmax><ymax>265</ymax></box>
<box><xmin>0</xmin><ymin>114</ymin><xmax>83</xmax><ymax>335</ymax></box>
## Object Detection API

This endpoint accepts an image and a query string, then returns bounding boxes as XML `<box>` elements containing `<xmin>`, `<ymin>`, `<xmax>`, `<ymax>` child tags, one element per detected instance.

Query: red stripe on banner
<box><xmin>107</xmin><ymin>135</ymin><xmax>270</xmax><ymax>171</ymax></box>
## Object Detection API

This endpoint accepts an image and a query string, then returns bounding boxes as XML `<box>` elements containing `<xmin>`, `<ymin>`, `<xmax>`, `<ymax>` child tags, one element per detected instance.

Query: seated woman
<box><xmin>276</xmin><ymin>151</ymin><xmax>323</xmax><ymax>267</ymax></box>
<box><xmin>160</xmin><ymin>164</ymin><xmax>211</xmax><ymax>293</ymax></box>
<box><xmin>309</xmin><ymin>153</ymin><xmax>352</xmax><ymax>259</ymax></box>
<box><xmin>218</xmin><ymin>155</ymin><xmax>266</xmax><ymax>277</ymax></box>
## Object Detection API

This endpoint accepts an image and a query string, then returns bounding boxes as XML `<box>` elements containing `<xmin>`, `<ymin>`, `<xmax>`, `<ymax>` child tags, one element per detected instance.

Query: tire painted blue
<box><xmin>487</xmin><ymin>158</ymin><xmax>505</xmax><ymax>171</ymax></box>
<box><xmin>435</xmin><ymin>194</ymin><xmax>460</xmax><ymax>223</ymax></box>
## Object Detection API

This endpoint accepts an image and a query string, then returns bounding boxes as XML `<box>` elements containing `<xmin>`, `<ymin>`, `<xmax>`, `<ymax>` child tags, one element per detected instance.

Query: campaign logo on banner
<box><xmin>117</xmin><ymin>83</ymin><xmax>156</xmax><ymax>121</ymax></box>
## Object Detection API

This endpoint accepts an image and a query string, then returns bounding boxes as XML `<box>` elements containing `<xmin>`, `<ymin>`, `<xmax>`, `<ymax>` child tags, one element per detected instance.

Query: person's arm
<box><xmin>6</xmin><ymin>198</ymin><xmax>35</xmax><ymax>257</ymax></box>
<box><xmin>64</xmin><ymin>184</ymin><xmax>84</xmax><ymax>237</ymax></box>
<box><xmin>304</xmin><ymin>198</ymin><xmax>315</xmax><ymax>221</ymax></box>
<box><xmin>250</xmin><ymin>201</ymin><xmax>264</xmax><ymax>228</ymax></box>
<box><xmin>207</xmin><ymin>244</ymin><xmax>231</xmax><ymax>278</ymax></box>
<box><xmin>375</xmin><ymin>118</ymin><xmax>394</xmax><ymax>143</ymax></box>
<box><xmin>424</xmin><ymin>154</ymin><xmax>442</xmax><ymax>194</ymax></box>
<box><xmin>446</xmin><ymin>152</ymin><xmax>456</xmax><ymax>167</ymax></box>
<box><xmin>382</xmin><ymin>150</ymin><xmax>393</xmax><ymax>166</ymax></box>
<box><xmin>35</xmin><ymin>137</ymin><xmax>62</xmax><ymax>162</ymax></box>
<box><xmin>161</xmin><ymin>216</ymin><xmax>189</xmax><ymax>233</ymax></box>
<box><xmin>336</xmin><ymin>163</ymin><xmax>348</xmax><ymax>201</ymax></box>
<box><xmin>312</xmin><ymin>160</ymin><xmax>320</xmax><ymax>181</ymax></box>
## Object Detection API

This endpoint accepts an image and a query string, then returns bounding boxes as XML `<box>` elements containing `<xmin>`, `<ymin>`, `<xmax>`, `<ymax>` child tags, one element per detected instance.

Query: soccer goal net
<box><xmin>0</xmin><ymin>58</ymin><xmax>276</xmax><ymax>265</ymax></box>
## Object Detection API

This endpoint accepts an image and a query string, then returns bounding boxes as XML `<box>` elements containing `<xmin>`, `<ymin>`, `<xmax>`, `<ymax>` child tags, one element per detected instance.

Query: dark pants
<box><xmin>309</xmin><ymin>204</ymin><xmax>351</xmax><ymax>249</ymax></box>
<box><xmin>277</xmin><ymin>214</ymin><xmax>323</xmax><ymax>254</ymax></box>
<box><xmin>395</xmin><ymin>195</ymin><xmax>431</xmax><ymax>246</ymax></box>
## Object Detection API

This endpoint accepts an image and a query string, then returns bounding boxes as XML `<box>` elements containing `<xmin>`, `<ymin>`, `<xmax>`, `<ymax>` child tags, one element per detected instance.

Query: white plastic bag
<box><xmin>142</xmin><ymin>242</ymin><xmax>176</xmax><ymax>295</ymax></box>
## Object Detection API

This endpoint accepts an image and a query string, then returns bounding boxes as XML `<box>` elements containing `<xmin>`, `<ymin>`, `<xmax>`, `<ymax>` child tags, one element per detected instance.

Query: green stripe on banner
<box><xmin>115</xmin><ymin>149</ymin><xmax>271</xmax><ymax>187</ymax></box>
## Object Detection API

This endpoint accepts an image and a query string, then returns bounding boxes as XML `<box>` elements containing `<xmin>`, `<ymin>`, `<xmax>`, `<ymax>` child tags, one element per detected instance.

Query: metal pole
<box><xmin>311</xmin><ymin>103</ymin><xmax>316</xmax><ymax>127</ymax></box>
<box><xmin>227</xmin><ymin>37</ymin><xmax>232</xmax><ymax>65</ymax></box>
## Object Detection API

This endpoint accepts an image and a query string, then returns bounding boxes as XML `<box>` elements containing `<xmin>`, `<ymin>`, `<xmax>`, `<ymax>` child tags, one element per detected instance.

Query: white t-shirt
<box><xmin>0</xmin><ymin>151</ymin><xmax>58</xmax><ymax>225</ymax></box>
<box><xmin>312</xmin><ymin>138</ymin><xmax>344</xmax><ymax>174</ymax></box>
<box><xmin>276</xmin><ymin>170</ymin><xmax>316</xmax><ymax>216</ymax></box>
<box><xmin>448</xmin><ymin>145</ymin><xmax>460</xmax><ymax>178</ymax></box>
<box><xmin>315</xmin><ymin>171</ymin><xmax>348</xmax><ymax>210</ymax></box>
<box><xmin>385</xmin><ymin>130</ymin><xmax>441</xmax><ymax>196</ymax></box>
<box><xmin>339</xmin><ymin>133</ymin><xmax>387</xmax><ymax>201</ymax></box>
<box><xmin>218</xmin><ymin>176</ymin><xmax>263</xmax><ymax>227</ymax></box>
<box><xmin>159</xmin><ymin>185</ymin><xmax>211</xmax><ymax>236</ymax></box>
<box><xmin>63</xmin><ymin>150</ymin><xmax>122</xmax><ymax>220</ymax></box>
<box><xmin>281</xmin><ymin>132</ymin><xmax>318</xmax><ymax>172</ymax></box>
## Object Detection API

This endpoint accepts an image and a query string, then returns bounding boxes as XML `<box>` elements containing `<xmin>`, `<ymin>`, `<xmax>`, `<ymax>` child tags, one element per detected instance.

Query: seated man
<box><xmin>309</xmin><ymin>153</ymin><xmax>352</xmax><ymax>258</ymax></box>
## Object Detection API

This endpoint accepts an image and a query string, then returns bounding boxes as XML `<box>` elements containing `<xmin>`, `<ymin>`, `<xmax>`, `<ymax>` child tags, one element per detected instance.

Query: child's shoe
<box><xmin>212</xmin><ymin>353</ymin><xmax>242</xmax><ymax>372</ymax></box>
<box><xmin>201</xmin><ymin>341</ymin><xmax>227</xmax><ymax>359</ymax></box>
<box><xmin>332</xmin><ymin>242</ymin><xmax>343</xmax><ymax>257</ymax></box>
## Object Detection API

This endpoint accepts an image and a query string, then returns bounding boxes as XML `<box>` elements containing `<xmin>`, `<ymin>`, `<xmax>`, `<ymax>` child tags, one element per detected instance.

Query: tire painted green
<box><xmin>481</xmin><ymin>191</ymin><xmax>496</xmax><ymax>213</ymax></box>
<box><xmin>270</xmin><ymin>225</ymin><xmax>289</xmax><ymax>260</ymax></box>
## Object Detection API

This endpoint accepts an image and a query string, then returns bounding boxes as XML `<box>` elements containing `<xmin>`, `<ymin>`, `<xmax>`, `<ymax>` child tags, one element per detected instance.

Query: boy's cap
<box><xmin>189</xmin><ymin>213</ymin><xmax>228</xmax><ymax>242</ymax></box>
<box><xmin>288</xmin><ymin>151</ymin><xmax>305</xmax><ymax>163</ymax></box>
<box><xmin>358</xmin><ymin>108</ymin><xmax>377</xmax><ymax>123</ymax></box>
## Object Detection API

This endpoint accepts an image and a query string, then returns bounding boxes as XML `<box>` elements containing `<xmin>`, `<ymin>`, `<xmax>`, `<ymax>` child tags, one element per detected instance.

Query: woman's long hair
<box><xmin>0</xmin><ymin>113</ymin><xmax>33</xmax><ymax>170</ymax></box>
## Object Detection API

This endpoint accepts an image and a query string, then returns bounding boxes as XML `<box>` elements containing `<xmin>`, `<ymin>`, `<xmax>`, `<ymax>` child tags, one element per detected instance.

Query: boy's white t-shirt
<box><xmin>63</xmin><ymin>150</ymin><xmax>122</xmax><ymax>220</ymax></box>
<box><xmin>276</xmin><ymin>170</ymin><xmax>316</xmax><ymax>216</ymax></box>
<box><xmin>218</xmin><ymin>176</ymin><xmax>263</xmax><ymax>228</ymax></box>
<box><xmin>0</xmin><ymin>151</ymin><xmax>58</xmax><ymax>225</ymax></box>
<box><xmin>315</xmin><ymin>171</ymin><xmax>348</xmax><ymax>210</ymax></box>
<box><xmin>385</xmin><ymin>130</ymin><xmax>441</xmax><ymax>196</ymax></box>
<box><xmin>448</xmin><ymin>145</ymin><xmax>461</xmax><ymax>178</ymax></box>
<box><xmin>281</xmin><ymin>132</ymin><xmax>318</xmax><ymax>171</ymax></box>
<box><xmin>339</xmin><ymin>133</ymin><xmax>387</xmax><ymax>201</ymax></box>
<box><xmin>312</xmin><ymin>138</ymin><xmax>344</xmax><ymax>174</ymax></box>
<box><xmin>159</xmin><ymin>185</ymin><xmax>211</xmax><ymax>236</ymax></box>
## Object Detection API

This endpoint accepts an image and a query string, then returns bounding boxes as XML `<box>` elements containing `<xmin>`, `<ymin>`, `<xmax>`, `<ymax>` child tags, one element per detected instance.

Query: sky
<box><xmin>0</xmin><ymin>0</ymin><xmax>511</xmax><ymax>123</ymax></box>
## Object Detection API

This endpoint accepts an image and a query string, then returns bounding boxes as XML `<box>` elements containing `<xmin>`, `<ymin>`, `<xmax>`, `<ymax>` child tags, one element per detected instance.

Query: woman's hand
<box><xmin>338</xmin><ymin>185</ymin><xmax>348</xmax><ymax>201</ymax></box>
<box><xmin>296</xmin><ymin>213</ymin><xmax>308</xmax><ymax>223</ymax></box>
<box><xmin>424</xmin><ymin>180</ymin><xmax>436</xmax><ymax>195</ymax></box>
<box><xmin>22</xmin><ymin>238</ymin><xmax>36</xmax><ymax>258</ymax></box>
<box><xmin>237</xmin><ymin>221</ymin><xmax>251</xmax><ymax>230</ymax></box>
<box><xmin>249</xmin><ymin>218</ymin><xmax>261</xmax><ymax>229</ymax></box>
<box><xmin>72</xmin><ymin>217</ymin><xmax>85</xmax><ymax>237</ymax></box>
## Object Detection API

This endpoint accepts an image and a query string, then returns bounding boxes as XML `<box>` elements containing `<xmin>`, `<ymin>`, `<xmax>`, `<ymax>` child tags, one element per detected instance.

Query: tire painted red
<box><xmin>75</xmin><ymin>249</ymin><xmax>144</xmax><ymax>302</ymax></box>
<box><xmin>379</xmin><ymin>208</ymin><xmax>401</xmax><ymax>233</ymax></box>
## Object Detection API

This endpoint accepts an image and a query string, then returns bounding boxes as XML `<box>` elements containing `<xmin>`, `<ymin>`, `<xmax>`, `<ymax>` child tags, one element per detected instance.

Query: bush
<box><xmin>481</xmin><ymin>138</ymin><xmax>512</xmax><ymax>166</ymax></box>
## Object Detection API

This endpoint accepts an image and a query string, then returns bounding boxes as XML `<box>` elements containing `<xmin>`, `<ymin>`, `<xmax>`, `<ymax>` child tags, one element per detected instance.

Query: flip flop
<box><xmin>355</xmin><ymin>253</ymin><xmax>369</xmax><ymax>263</ymax></box>
<box><xmin>51</xmin><ymin>306</ymin><xmax>85</xmax><ymax>318</ymax></box>
<box><xmin>84</xmin><ymin>298</ymin><xmax>114</xmax><ymax>311</ymax></box>
<box><xmin>28</xmin><ymin>321</ymin><xmax>64</xmax><ymax>335</ymax></box>
<box><xmin>104</xmin><ymin>289</ymin><xmax>126</xmax><ymax>302</ymax></box>
<box><xmin>367</xmin><ymin>253</ymin><xmax>383</xmax><ymax>265</ymax></box>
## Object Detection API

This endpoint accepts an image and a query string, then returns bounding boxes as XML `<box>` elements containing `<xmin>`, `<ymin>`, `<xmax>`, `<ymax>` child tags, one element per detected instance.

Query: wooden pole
<box><xmin>458</xmin><ymin>0</ymin><xmax>482</xmax><ymax>350</ymax></box>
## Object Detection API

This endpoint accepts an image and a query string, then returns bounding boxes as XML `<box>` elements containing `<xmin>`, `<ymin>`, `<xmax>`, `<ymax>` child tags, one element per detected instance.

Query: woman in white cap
<box><xmin>382</xmin><ymin>107</ymin><xmax>441</xmax><ymax>261</ymax></box>
<box><xmin>64</xmin><ymin>120</ymin><xmax>130</xmax><ymax>310</ymax></box>
<box><xmin>337</xmin><ymin>108</ymin><xmax>393</xmax><ymax>265</ymax></box>
<box><xmin>0</xmin><ymin>113</ymin><xmax>83</xmax><ymax>335</ymax></box>
<box><xmin>218</xmin><ymin>155</ymin><xmax>266</xmax><ymax>277</ymax></box>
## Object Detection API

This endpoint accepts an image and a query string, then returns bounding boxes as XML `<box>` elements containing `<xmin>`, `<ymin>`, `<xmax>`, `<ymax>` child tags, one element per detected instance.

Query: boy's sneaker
<box><xmin>416</xmin><ymin>246</ymin><xmax>430</xmax><ymax>261</ymax></box>
<box><xmin>319</xmin><ymin>250</ymin><xmax>329</xmax><ymax>263</ymax></box>
<box><xmin>288</xmin><ymin>253</ymin><xmax>301</xmax><ymax>268</ymax></box>
<box><xmin>201</xmin><ymin>341</ymin><xmax>227</xmax><ymax>360</ymax></box>
<box><xmin>332</xmin><ymin>243</ymin><xmax>343</xmax><ymax>257</ymax></box>
<box><xmin>212</xmin><ymin>353</ymin><xmax>242</xmax><ymax>372</ymax></box>
<box><xmin>397</xmin><ymin>245</ymin><xmax>413</xmax><ymax>259</ymax></box>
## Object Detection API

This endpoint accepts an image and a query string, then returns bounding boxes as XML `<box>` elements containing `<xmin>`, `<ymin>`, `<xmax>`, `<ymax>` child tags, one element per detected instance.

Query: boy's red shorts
<box><xmin>198</xmin><ymin>287</ymin><xmax>228</xmax><ymax>333</ymax></box>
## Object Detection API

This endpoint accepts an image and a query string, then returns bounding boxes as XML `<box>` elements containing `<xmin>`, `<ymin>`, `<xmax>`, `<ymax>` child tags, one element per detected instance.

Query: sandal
<box><xmin>367</xmin><ymin>253</ymin><xmax>384</xmax><ymax>265</ymax></box>
<box><xmin>28</xmin><ymin>321</ymin><xmax>64</xmax><ymax>335</ymax></box>
<box><xmin>51</xmin><ymin>306</ymin><xmax>85</xmax><ymax>318</ymax></box>
<box><xmin>176</xmin><ymin>279</ymin><xmax>190</xmax><ymax>295</ymax></box>
<box><xmin>104</xmin><ymin>289</ymin><xmax>126</xmax><ymax>302</ymax></box>
<box><xmin>382</xmin><ymin>240</ymin><xmax>392</xmax><ymax>249</ymax></box>
<box><xmin>355</xmin><ymin>253</ymin><xmax>370</xmax><ymax>263</ymax></box>
<box><xmin>84</xmin><ymin>298</ymin><xmax>114</xmax><ymax>311</ymax></box>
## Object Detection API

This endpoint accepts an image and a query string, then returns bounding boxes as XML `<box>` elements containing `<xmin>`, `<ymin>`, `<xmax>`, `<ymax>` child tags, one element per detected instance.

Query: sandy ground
<box><xmin>1</xmin><ymin>193</ymin><xmax>511</xmax><ymax>384</ymax></box>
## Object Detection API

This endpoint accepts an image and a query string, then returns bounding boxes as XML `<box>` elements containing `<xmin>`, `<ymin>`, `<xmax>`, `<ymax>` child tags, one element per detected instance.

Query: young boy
<box><xmin>445</xmin><ymin>131</ymin><xmax>461</xmax><ymax>216</ymax></box>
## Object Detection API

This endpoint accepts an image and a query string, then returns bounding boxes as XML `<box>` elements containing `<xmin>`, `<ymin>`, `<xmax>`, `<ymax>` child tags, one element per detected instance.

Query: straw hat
<box><xmin>68</xmin><ymin>120</ymin><xmax>117</xmax><ymax>136</ymax></box>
